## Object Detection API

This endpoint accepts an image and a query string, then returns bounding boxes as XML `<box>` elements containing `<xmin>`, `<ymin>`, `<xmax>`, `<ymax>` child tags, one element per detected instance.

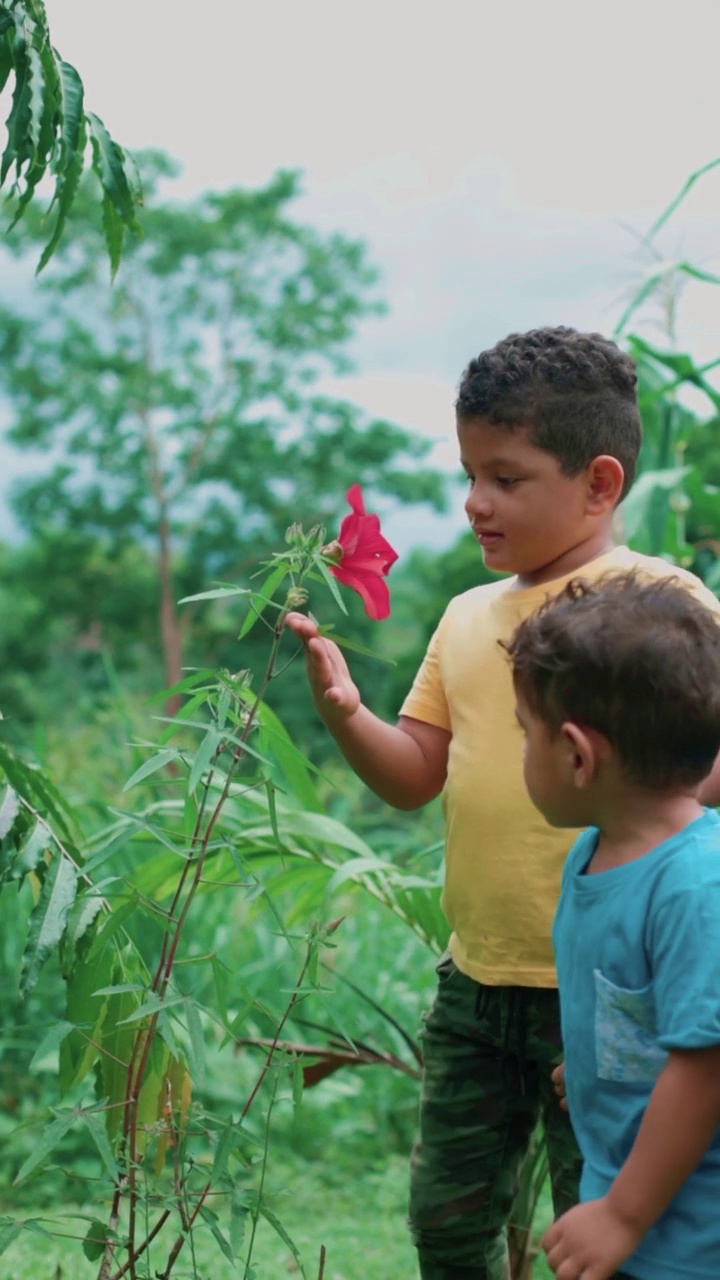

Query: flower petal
<box><xmin>345</xmin><ymin>484</ymin><xmax>366</xmax><ymax>516</ymax></box>
<box><xmin>330</xmin><ymin>564</ymin><xmax>392</xmax><ymax>620</ymax></box>
<box><xmin>328</xmin><ymin>484</ymin><xmax>398</xmax><ymax>618</ymax></box>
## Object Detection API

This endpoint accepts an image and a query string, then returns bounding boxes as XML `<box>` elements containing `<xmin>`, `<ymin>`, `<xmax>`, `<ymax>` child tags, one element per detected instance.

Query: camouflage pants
<box><xmin>408</xmin><ymin>952</ymin><xmax>583</xmax><ymax>1280</ymax></box>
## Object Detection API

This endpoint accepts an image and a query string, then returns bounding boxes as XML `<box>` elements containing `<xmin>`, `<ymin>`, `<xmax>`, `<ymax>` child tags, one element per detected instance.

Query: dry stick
<box><xmin>317</xmin><ymin>1244</ymin><xmax>327</xmax><ymax>1279</ymax></box>
<box><xmin>103</xmin><ymin>602</ymin><xmax>300</xmax><ymax>1279</ymax></box>
<box><xmin>153</xmin><ymin>941</ymin><xmax>316</xmax><ymax>1280</ymax></box>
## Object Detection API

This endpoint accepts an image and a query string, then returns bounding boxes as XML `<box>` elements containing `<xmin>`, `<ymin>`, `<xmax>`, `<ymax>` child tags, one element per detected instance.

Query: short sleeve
<box><xmin>399</xmin><ymin>618</ymin><xmax>451</xmax><ymax>732</ymax></box>
<box><xmin>650</xmin><ymin>881</ymin><xmax>720</xmax><ymax>1050</ymax></box>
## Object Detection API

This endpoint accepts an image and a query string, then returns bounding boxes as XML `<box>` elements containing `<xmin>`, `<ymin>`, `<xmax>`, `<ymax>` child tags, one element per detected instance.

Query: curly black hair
<box><xmin>456</xmin><ymin>327</ymin><xmax>641</xmax><ymax>499</ymax></box>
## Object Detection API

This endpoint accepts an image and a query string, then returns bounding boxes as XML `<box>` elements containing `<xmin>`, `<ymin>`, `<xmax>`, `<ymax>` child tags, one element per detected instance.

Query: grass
<box><xmin>0</xmin><ymin>1154</ymin><xmax>556</xmax><ymax>1280</ymax></box>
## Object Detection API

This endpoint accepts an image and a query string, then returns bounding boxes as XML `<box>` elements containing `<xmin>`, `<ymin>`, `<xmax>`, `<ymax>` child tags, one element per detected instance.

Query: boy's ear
<box><xmin>586</xmin><ymin>455</ymin><xmax>624</xmax><ymax>511</ymax></box>
<box><xmin>560</xmin><ymin>721</ymin><xmax>603</xmax><ymax>788</ymax></box>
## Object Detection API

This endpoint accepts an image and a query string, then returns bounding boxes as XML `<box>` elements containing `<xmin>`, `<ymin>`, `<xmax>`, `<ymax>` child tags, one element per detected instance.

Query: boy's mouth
<box><xmin>474</xmin><ymin>529</ymin><xmax>503</xmax><ymax>549</ymax></box>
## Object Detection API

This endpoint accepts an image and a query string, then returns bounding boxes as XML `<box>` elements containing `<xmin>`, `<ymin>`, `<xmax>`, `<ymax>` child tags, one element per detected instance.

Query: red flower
<box><xmin>324</xmin><ymin>484</ymin><xmax>398</xmax><ymax>620</ymax></box>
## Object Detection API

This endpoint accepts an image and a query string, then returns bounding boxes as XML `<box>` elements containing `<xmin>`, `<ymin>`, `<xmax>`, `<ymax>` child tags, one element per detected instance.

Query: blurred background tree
<box><xmin>0</xmin><ymin>153</ymin><xmax>446</xmax><ymax>735</ymax></box>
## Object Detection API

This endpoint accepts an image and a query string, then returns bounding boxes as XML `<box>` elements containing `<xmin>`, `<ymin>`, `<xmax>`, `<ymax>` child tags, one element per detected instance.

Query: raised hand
<box><xmin>284</xmin><ymin>612</ymin><xmax>360</xmax><ymax>723</ymax></box>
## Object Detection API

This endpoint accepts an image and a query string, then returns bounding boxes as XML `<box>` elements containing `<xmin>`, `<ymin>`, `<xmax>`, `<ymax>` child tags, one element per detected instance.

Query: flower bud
<box><xmin>321</xmin><ymin>539</ymin><xmax>344</xmax><ymax>564</ymax></box>
<box><xmin>285</xmin><ymin>586</ymin><xmax>309</xmax><ymax>607</ymax></box>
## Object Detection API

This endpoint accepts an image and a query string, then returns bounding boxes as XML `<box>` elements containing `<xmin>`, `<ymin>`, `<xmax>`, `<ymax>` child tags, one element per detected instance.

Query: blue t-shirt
<box><xmin>553</xmin><ymin>809</ymin><xmax>720</xmax><ymax>1280</ymax></box>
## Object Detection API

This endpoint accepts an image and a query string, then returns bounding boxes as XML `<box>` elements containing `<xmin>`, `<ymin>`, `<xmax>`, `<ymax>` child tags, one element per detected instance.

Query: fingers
<box><xmin>283</xmin><ymin>611</ymin><xmax>320</xmax><ymax>642</ymax></box>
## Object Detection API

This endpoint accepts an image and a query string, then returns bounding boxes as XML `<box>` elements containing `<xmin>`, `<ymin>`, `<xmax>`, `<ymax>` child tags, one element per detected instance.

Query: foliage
<box><xmin>0</xmin><ymin>0</ymin><xmax>141</xmax><ymax>271</ymax></box>
<box><xmin>611</xmin><ymin>156</ymin><xmax>720</xmax><ymax>585</ymax></box>
<box><xmin>0</xmin><ymin>523</ymin><xmax>449</xmax><ymax>1278</ymax></box>
<box><xmin>0</xmin><ymin>154</ymin><xmax>446</xmax><ymax>713</ymax></box>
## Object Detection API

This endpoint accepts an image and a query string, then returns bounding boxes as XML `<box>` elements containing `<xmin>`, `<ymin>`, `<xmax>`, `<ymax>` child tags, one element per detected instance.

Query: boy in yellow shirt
<box><xmin>286</xmin><ymin>327</ymin><xmax>720</xmax><ymax>1280</ymax></box>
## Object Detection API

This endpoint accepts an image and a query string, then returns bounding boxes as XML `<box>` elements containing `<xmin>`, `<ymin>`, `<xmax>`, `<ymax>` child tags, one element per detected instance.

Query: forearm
<box><xmin>607</xmin><ymin>1047</ymin><xmax>720</xmax><ymax>1233</ymax></box>
<box><xmin>323</xmin><ymin>706</ymin><xmax>447</xmax><ymax>809</ymax></box>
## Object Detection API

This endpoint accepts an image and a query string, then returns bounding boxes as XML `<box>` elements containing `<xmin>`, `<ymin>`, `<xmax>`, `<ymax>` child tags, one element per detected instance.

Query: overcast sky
<box><xmin>2</xmin><ymin>0</ymin><xmax>720</xmax><ymax>548</ymax></box>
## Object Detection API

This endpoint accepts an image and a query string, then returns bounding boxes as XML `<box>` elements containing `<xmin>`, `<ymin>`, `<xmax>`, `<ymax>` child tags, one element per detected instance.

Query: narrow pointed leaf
<box><xmin>179</xmin><ymin>586</ymin><xmax>250</xmax><ymax>603</ymax></box>
<box><xmin>188</xmin><ymin>727</ymin><xmax>223</xmax><ymax>796</ymax></box>
<box><xmin>20</xmin><ymin>853</ymin><xmax>78</xmax><ymax>995</ymax></box>
<box><xmin>14</xmin><ymin>1108</ymin><xmax>80</xmax><ymax>1184</ymax></box>
<box><xmin>0</xmin><ymin>786</ymin><xmax>19</xmax><ymax>839</ymax></box>
<box><xmin>238</xmin><ymin>561</ymin><xmax>289</xmax><ymax>639</ymax></box>
<box><xmin>184</xmin><ymin>997</ymin><xmax>206</xmax><ymax>1088</ymax></box>
<box><xmin>122</xmin><ymin>749</ymin><xmax>180</xmax><ymax>791</ymax></box>
<box><xmin>82</xmin><ymin>1109</ymin><xmax>119</xmax><ymax>1179</ymax></box>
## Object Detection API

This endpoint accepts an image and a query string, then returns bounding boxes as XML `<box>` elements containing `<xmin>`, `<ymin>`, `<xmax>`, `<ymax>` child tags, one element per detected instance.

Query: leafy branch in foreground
<box><xmin>0</xmin><ymin>505</ymin><xmax>421</xmax><ymax>1278</ymax></box>
<box><xmin>0</xmin><ymin>0</ymin><xmax>141</xmax><ymax>272</ymax></box>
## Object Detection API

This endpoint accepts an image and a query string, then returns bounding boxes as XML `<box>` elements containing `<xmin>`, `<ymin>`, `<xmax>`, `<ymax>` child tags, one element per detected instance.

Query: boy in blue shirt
<box><xmin>507</xmin><ymin>573</ymin><xmax>720</xmax><ymax>1280</ymax></box>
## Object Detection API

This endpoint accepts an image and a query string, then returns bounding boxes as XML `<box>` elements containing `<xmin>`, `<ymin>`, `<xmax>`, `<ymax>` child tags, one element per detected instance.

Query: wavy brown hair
<box><xmin>505</xmin><ymin>572</ymin><xmax>720</xmax><ymax>790</ymax></box>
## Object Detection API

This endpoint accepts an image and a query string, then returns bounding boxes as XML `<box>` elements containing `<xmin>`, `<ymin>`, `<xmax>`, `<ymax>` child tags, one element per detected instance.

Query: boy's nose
<box><xmin>465</xmin><ymin>484</ymin><xmax>493</xmax><ymax>521</ymax></box>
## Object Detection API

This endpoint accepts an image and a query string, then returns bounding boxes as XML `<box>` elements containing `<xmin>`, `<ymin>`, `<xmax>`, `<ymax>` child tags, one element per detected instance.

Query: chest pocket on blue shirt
<box><xmin>593</xmin><ymin>969</ymin><xmax>668</xmax><ymax>1084</ymax></box>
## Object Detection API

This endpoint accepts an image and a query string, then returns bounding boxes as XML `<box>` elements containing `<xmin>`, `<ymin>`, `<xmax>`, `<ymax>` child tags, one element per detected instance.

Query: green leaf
<box><xmin>210</xmin><ymin>1119</ymin><xmax>239</xmax><ymax>1185</ymax></box>
<box><xmin>54</xmin><ymin>55</ymin><xmax>84</xmax><ymax>167</ymax></box>
<box><xmin>188</xmin><ymin>727</ymin><xmax>223</xmax><ymax>796</ymax></box>
<box><xmin>620</xmin><ymin>465</ymin><xmax>690</xmax><ymax>546</ymax></box>
<box><xmin>62</xmin><ymin>888</ymin><xmax>105</xmax><ymax>960</ymax></box>
<box><xmin>36</xmin><ymin>114</ymin><xmax>87</xmax><ymax>274</ymax></box>
<box><xmin>643</xmin><ymin>156</ymin><xmax>720</xmax><ymax>245</ymax></box>
<box><xmin>82</xmin><ymin>1109</ymin><xmax>119</xmax><ymax>1180</ymax></box>
<box><xmin>99</xmin><ymin>188</ymin><xmax>124</xmax><ymax>281</ymax></box>
<box><xmin>238</xmin><ymin>560</ymin><xmax>289</xmax><ymax>640</ymax></box>
<box><xmin>0</xmin><ymin>786</ymin><xmax>19</xmax><ymax>839</ymax></box>
<box><xmin>86</xmin><ymin>110</ymin><xmax>140</xmax><ymax>228</ymax></box>
<box><xmin>1</xmin><ymin>37</ymin><xmax>31</xmax><ymax>185</ymax></box>
<box><xmin>116</xmin><ymin>991</ymin><xmax>185</xmax><ymax>1025</ymax></box>
<box><xmin>11</xmin><ymin>818</ymin><xmax>52</xmax><ymax>879</ymax></box>
<box><xmin>0</xmin><ymin>1221</ymin><xmax>23</xmax><ymax>1254</ymax></box>
<box><xmin>257</xmin><ymin>1201</ymin><xmax>307</xmax><ymax>1277</ymax></box>
<box><xmin>179</xmin><ymin>586</ymin><xmax>250</xmax><ymax>603</ymax></box>
<box><xmin>146</xmin><ymin>669</ymin><xmax>218</xmax><ymax>703</ymax></box>
<box><xmin>14</xmin><ymin>1107</ymin><xmax>80</xmax><ymax>1184</ymax></box>
<box><xmin>230</xmin><ymin>1190</ymin><xmax>250</xmax><ymax>1258</ymax></box>
<box><xmin>255</xmin><ymin>701</ymin><xmax>324</xmax><ymax>809</ymax></box>
<box><xmin>25</xmin><ymin>42</ymin><xmax>44</xmax><ymax>156</ymax></box>
<box><xmin>29</xmin><ymin>1019</ymin><xmax>75</xmax><ymax>1069</ymax></box>
<box><xmin>184</xmin><ymin>997</ymin><xmax>206</xmax><ymax>1088</ymax></box>
<box><xmin>311</xmin><ymin>557</ymin><xmax>348</xmax><ymax>614</ymax></box>
<box><xmin>198</xmin><ymin>1205</ymin><xmax>234</xmax><ymax>1263</ymax></box>
<box><xmin>20</xmin><ymin>852</ymin><xmax>78</xmax><ymax>995</ymax></box>
<box><xmin>82</xmin><ymin>1220</ymin><xmax>107</xmax><ymax>1262</ymax></box>
<box><xmin>122</xmin><ymin>749</ymin><xmax>181</xmax><ymax>791</ymax></box>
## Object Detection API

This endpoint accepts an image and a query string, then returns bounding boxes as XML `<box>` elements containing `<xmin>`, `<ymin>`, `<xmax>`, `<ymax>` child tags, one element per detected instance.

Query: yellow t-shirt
<box><xmin>400</xmin><ymin>545</ymin><xmax>720</xmax><ymax>988</ymax></box>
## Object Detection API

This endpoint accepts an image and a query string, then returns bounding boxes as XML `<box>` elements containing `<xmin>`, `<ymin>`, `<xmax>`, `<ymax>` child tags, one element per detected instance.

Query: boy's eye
<box><xmin>463</xmin><ymin>473</ymin><xmax>474</xmax><ymax>487</ymax></box>
<box><xmin>496</xmin><ymin>476</ymin><xmax>518</xmax><ymax>488</ymax></box>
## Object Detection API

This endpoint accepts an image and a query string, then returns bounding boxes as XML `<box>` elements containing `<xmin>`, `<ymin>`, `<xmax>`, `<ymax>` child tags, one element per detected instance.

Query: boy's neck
<box><xmin>587</xmin><ymin>790</ymin><xmax>705</xmax><ymax>874</ymax></box>
<box><xmin>515</xmin><ymin>529</ymin><xmax>616</xmax><ymax>589</ymax></box>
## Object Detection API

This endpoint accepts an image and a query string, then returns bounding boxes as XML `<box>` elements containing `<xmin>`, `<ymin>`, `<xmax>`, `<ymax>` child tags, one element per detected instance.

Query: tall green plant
<box><xmin>0</xmin><ymin>517</ymin><xmax>446</xmax><ymax>1279</ymax></box>
<box><xmin>613</xmin><ymin>156</ymin><xmax>720</xmax><ymax>579</ymax></box>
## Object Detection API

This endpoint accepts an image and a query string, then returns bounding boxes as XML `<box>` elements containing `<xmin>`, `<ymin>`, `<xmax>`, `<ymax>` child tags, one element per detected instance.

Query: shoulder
<box><xmin>654</xmin><ymin>811</ymin><xmax>720</xmax><ymax>898</ymax></box>
<box><xmin>442</xmin><ymin>576</ymin><xmax>513</xmax><ymax>619</ymax></box>
<box><xmin>612</xmin><ymin>547</ymin><xmax>720</xmax><ymax>613</ymax></box>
